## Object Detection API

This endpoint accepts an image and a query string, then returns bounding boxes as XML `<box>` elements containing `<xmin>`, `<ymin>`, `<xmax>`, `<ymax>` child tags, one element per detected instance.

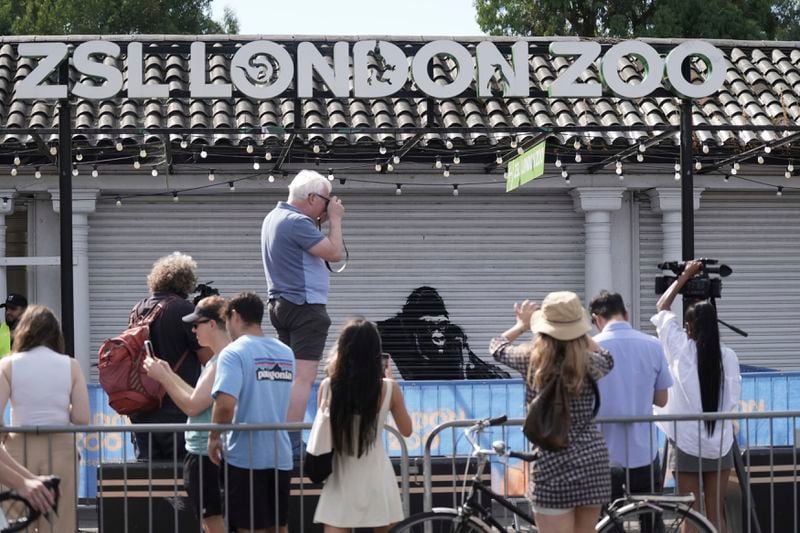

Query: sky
<box><xmin>211</xmin><ymin>0</ymin><xmax>485</xmax><ymax>36</ymax></box>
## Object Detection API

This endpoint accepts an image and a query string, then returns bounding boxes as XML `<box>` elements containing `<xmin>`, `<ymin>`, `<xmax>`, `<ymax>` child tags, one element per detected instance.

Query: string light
<box><xmin>92</xmin><ymin>165</ymin><xmax>99</xmax><ymax>178</ymax></box>
<box><xmin>375</xmin><ymin>161</ymin><xmax>382</xmax><ymax>172</ymax></box>
<box><xmin>723</xmin><ymin>174</ymin><xmax>730</xmax><ymax>183</ymax></box>
<box><xmin>615</xmin><ymin>161</ymin><xmax>623</xmax><ymax>175</ymax></box>
<box><xmin>495</xmin><ymin>152</ymin><xmax>503</xmax><ymax>165</ymax></box>
<box><xmin>445</xmin><ymin>139</ymin><xmax>454</xmax><ymax>150</ymax></box>
<box><xmin>788</xmin><ymin>161</ymin><xmax>795</xmax><ymax>173</ymax></box>
<box><xmin>733</xmin><ymin>161</ymin><xmax>740</xmax><ymax>171</ymax></box>
<box><xmin>395</xmin><ymin>184</ymin><xmax>402</xmax><ymax>196</ymax></box>
<box><xmin>253</xmin><ymin>158</ymin><xmax>260</xmax><ymax>170</ymax></box>
<box><xmin>172</xmin><ymin>192</ymin><xmax>179</xmax><ymax>203</ymax></box>
<box><xmin>573</xmin><ymin>139</ymin><xmax>581</xmax><ymax>150</ymax></box>
<box><xmin>517</xmin><ymin>145</ymin><xmax>524</xmax><ymax>155</ymax></box>
<box><xmin>674</xmin><ymin>170</ymin><xmax>681</xmax><ymax>181</ymax></box>
<box><xmin>574</xmin><ymin>151</ymin><xmax>582</xmax><ymax>163</ymax></box>
<box><xmin>638</xmin><ymin>143</ymin><xmax>646</xmax><ymax>153</ymax></box>
<box><xmin>228</xmin><ymin>181</ymin><xmax>236</xmax><ymax>192</ymax></box>
<box><xmin>268</xmin><ymin>174</ymin><xmax>275</xmax><ymax>183</ymax></box>
<box><xmin>452</xmin><ymin>184</ymin><xmax>459</xmax><ymax>196</ymax></box>
<box><xmin>327</xmin><ymin>169</ymin><xmax>334</xmax><ymax>181</ymax></box>
<box><xmin>702</xmin><ymin>144</ymin><xmax>710</xmax><ymax>154</ymax></box>
<box><xmin>674</xmin><ymin>162</ymin><xmax>681</xmax><ymax>172</ymax></box>
<box><xmin>695</xmin><ymin>160</ymin><xmax>702</xmax><ymax>171</ymax></box>
<box><xmin>554</xmin><ymin>155</ymin><xmax>562</xmax><ymax>168</ymax></box>
<box><xmin>49</xmin><ymin>145</ymin><xmax>57</xmax><ymax>156</ymax></box>
<box><xmin>618</xmin><ymin>172</ymin><xmax>624</xmax><ymax>180</ymax></box>
<box><xmin>510</xmin><ymin>137</ymin><xmax>518</xmax><ymax>149</ymax></box>
<box><xmin>443</xmin><ymin>165</ymin><xmax>450</xmax><ymax>178</ymax></box>
<box><xmin>115</xmin><ymin>140</ymin><xmax>123</xmax><ymax>151</ymax></box>
<box><xmin>34</xmin><ymin>166</ymin><xmax>41</xmax><ymax>179</ymax></box>
<box><xmin>562</xmin><ymin>168</ymin><xmax>570</xmax><ymax>184</ymax></box>
<box><xmin>208</xmin><ymin>169</ymin><xmax>216</xmax><ymax>182</ymax></box>
<box><xmin>312</xmin><ymin>143</ymin><xmax>321</xmax><ymax>154</ymax></box>
<box><xmin>393</xmin><ymin>154</ymin><xmax>400</xmax><ymax>165</ymax></box>
<box><xmin>786</xmin><ymin>170</ymin><xmax>792</xmax><ymax>180</ymax></box>
<box><xmin>180</xmin><ymin>137</ymin><xmax>189</xmax><ymax>149</ymax></box>
<box><xmin>133</xmin><ymin>159</ymin><xmax>141</xmax><ymax>169</ymax></box>
<box><xmin>636</xmin><ymin>153</ymin><xmax>644</xmax><ymax>163</ymax></box>
<box><xmin>387</xmin><ymin>162</ymin><xmax>395</xmax><ymax>172</ymax></box>
<box><xmin>200</xmin><ymin>148</ymin><xmax>208</xmax><ymax>159</ymax></box>
<box><xmin>776</xmin><ymin>186</ymin><xmax>783</xmax><ymax>197</ymax></box>
<box><xmin>10</xmin><ymin>166</ymin><xmax>17</xmax><ymax>177</ymax></box>
<box><xmin>764</xmin><ymin>145</ymin><xmax>772</xmax><ymax>154</ymax></box>
<box><xmin>757</xmin><ymin>155</ymin><xmax>765</xmax><ymax>165</ymax></box>
<box><xmin>72</xmin><ymin>163</ymin><xmax>79</xmax><ymax>177</ymax></box>
<box><xmin>12</xmin><ymin>156</ymin><xmax>20</xmax><ymax>166</ymax></box>
<box><xmin>115</xmin><ymin>196</ymin><xmax>122</xmax><ymax>207</ymax></box>
<box><xmin>264</xmin><ymin>150</ymin><xmax>272</xmax><ymax>161</ymax></box>
<box><xmin>434</xmin><ymin>156</ymin><xmax>442</xmax><ymax>169</ymax></box>
<box><xmin>151</xmin><ymin>167</ymin><xmax>158</xmax><ymax>177</ymax></box>
<box><xmin>139</xmin><ymin>148</ymin><xmax>147</xmax><ymax>159</ymax></box>
<box><xmin>379</xmin><ymin>144</ymin><xmax>387</xmax><ymax>155</ymax></box>
<box><xmin>246</xmin><ymin>143</ymin><xmax>254</xmax><ymax>154</ymax></box>
<box><xmin>453</xmin><ymin>152</ymin><xmax>461</xmax><ymax>165</ymax></box>
<box><xmin>730</xmin><ymin>166</ymin><xmax>738</xmax><ymax>176</ymax></box>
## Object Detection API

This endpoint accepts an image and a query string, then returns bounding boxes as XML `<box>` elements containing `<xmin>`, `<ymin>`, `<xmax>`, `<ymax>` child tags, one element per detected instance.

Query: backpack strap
<box><xmin>171</xmin><ymin>349</ymin><xmax>190</xmax><ymax>373</ymax></box>
<box><xmin>588</xmin><ymin>374</ymin><xmax>601</xmax><ymax>418</ymax></box>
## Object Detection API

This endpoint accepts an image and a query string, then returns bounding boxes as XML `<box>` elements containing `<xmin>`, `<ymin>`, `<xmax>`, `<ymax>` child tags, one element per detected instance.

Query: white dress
<box><xmin>314</xmin><ymin>379</ymin><xmax>404</xmax><ymax>527</ymax></box>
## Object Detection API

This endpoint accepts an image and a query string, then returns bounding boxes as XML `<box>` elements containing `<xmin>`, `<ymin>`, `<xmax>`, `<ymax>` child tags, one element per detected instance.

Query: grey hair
<box><xmin>288</xmin><ymin>170</ymin><xmax>331</xmax><ymax>201</ymax></box>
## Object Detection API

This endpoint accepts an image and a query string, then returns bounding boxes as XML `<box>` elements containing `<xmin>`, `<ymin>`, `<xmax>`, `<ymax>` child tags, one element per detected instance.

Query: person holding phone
<box><xmin>261</xmin><ymin>170</ymin><xmax>345</xmax><ymax>459</ymax></box>
<box><xmin>143</xmin><ymin>296</ymin><xmax>230</xmax><ymax>533</ymax></box>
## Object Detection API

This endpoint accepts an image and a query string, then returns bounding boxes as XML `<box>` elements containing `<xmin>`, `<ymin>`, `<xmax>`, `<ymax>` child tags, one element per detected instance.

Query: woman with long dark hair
<box><xmin>490</xmin><ymin>292</ymin><xmax>614</xmax><ymax>533</ymax></box>
<box><xmin>314</xmin><ymin>318</ymin><xmax>413</xmax><ymax>533</ymax></box>
<box><xmin>654</xmin><ymin>260</ymin><xmax>741</xmax><ymax>532</ymax></box>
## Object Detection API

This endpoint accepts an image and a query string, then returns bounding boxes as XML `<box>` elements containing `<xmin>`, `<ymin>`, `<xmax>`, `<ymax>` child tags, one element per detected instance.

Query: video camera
<box><xmin>193</xmin><ymin>281</ymin><xmax>220</xmax><ymax>305</ymax></box>
<box><xmin>654</xmin><ymin>258</ymin><xmax>732</xmax><ymax>299</ymax></box>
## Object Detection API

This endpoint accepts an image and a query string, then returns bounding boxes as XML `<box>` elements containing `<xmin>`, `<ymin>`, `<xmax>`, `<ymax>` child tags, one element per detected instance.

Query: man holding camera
<box><xmin>261</xmin><ymin>169</ymin><xmax>345</xmax><ymax>458</ymax></box>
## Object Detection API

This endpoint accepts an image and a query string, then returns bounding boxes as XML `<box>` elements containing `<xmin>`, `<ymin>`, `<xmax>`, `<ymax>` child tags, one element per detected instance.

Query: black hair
<box><xmin>329</xmin><ymin>318</ymin><xmax>384</xmax><ymax>458</ymax></box>
<box><xmin>225</xmin><ymin>292</ymin><xmax>264</xmax><ymax>325</ymax></box>
<box><xmin>401</xmin><ymin>286</ymin><xmax>449</xmax><ymax>320</ymax></box>
<box><xmin>685</xmin><ymin>300</ymin><xmax>723</xmax><ymax>435</ymax></box>
<box><xmin>588</xmin><ymin>290</ymin><xmax>627</xmax><ymax>320</ymax></box>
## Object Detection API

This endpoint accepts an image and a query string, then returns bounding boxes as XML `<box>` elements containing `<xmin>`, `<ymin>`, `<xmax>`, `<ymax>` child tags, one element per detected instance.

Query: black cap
<box><xmin>0</xmin><ymin>294</ymin><xmax>27</xmax><ymax>309</ymax></box>
<box><xmin>181</xmin><ymin>307</ymin><xmax>219</xmax><ymax>324</ymax></box>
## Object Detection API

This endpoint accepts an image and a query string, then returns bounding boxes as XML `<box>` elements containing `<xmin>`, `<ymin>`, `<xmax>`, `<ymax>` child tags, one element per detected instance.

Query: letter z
<box><xmin>17</xmin><ymin>43</ymin><xmax>69</xmax><ymax>99</ymax></box>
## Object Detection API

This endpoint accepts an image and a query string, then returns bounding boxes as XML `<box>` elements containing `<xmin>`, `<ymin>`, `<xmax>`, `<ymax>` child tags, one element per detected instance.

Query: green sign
<box><xmin>506</xmin><ymin>141</ymin><xmax>546</xmax><ymax>192</ymax></box>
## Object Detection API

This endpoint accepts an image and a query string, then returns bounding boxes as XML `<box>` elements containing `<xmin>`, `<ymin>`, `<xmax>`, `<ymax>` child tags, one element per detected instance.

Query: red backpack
<box><xmin>98</xmin><ymin>297</ymin><xmax>189</xmax><ymax>415</ymax></box>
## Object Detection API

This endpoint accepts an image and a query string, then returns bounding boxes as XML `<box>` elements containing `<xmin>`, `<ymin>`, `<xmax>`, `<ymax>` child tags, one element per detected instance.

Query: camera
<box><xmin>193</xmin><ymin>281</ymin><xmax>220</xmax><ymax>305</ymax></box>
<box><xmin>654</xmin><ymin>259</ymin><xmax>732</xmax><ymax>299</ymax></box>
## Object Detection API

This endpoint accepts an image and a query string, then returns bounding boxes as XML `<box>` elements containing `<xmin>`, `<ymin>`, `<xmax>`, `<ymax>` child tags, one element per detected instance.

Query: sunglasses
<box><xmin>312</xmin><ymin>193</ymin><xmax>331</xmax><ymax>207</ymax></box>
<box><xmin>192</xmin><ymin>319</ymin><xmax>212</xmax><ymax>330</ymax></box>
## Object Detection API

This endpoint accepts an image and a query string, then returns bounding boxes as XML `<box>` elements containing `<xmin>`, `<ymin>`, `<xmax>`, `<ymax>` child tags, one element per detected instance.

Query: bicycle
<box><xmin>0</xmin><ymin>476</ymin><xmax>60</xmax><ymax>533</ymax></box>
<box><xmin>390</xmin><ymin>416</ymin><xmax>716</xmax><ymax>533</ymax></box>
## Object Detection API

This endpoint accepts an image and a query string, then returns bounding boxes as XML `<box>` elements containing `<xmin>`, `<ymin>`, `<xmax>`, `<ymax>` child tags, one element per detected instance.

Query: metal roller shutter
<box><xmin>638</xmin><ymin>190</ymin><xmax>800</xmax><ymax>370</ymax></box>
<box><xmin>88</xmin><ymin>189</ymin><xmax>584</xmax><ymax>381</ymax></box>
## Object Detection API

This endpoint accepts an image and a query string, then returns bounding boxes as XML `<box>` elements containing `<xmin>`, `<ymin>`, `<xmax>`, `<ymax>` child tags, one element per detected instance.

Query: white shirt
<box><xmin>650</xmin><ymin>310</ymin><xmax>741</xmax><ymax>458</ymax></box>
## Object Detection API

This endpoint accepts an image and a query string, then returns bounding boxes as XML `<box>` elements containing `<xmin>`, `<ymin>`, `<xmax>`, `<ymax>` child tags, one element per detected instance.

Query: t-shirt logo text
<box><xmin>256</xmin><ymin>364</ymin><xmax>293</xmax><ymax>382</ymax></box>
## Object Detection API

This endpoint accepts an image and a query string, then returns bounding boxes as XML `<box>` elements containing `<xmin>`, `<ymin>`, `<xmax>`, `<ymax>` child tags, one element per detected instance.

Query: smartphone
<box><xmin>143</xmin><ymin>340</ymin><xmax>155</xmax><ymax>358</ymax></box>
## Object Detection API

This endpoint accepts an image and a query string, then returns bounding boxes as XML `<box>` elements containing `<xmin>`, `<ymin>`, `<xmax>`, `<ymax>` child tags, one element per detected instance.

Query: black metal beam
<box><xmin>57</xmin><ymin>61</ymin><xmax>74</xmax><ymax>357</ymax></box>
<box><xmin>696</xmin><ymin>131</ymin><xmax>800</xmax><ymax>175</ymax></box>
<box><xmin>585</xmin><ymin>130</ymin><xmax>675</xmax><ymax>174</ymax></box>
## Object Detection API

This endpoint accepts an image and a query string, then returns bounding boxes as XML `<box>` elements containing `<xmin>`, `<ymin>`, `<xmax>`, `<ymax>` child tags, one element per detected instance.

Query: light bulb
<box><xmin>574</xmin><ymin>153</ymin><xmax>582</xmax><ymax>163</ymax></box>
<box><xmin>510</xmin><ymin>138</ymin><xmax>518</xmax><ymax>149</ymax></box>
<box><xmin>788</xmin><ymin>162</ymin><xmax>795</xmax><ymax>172</ymax></box>
<box><xmin>246</xmin><ymin>143</ymin><xmax>254</xmax><ymax>154</ymax></box>
<box><xmin>375</xmin><ymin>162</ymin><xmax>382</xmax><ymax>172</ymax></box>
<box><xmin>265</xmin><ymin>151</ymin><xmax>272</xmax><ymax>161</ymax></box>
<box><xmin>10</xmin><ymin>167</ymin><xmax>17</xmax><ymax>177</ymax></box>
<box><xmin>764</xmin><ymin>145</ymin><xmax>772</xmax><ymax>154</ymax></box>
<box><xmin>379</xmin><ymin>145</ymin><xmax>387</xmax><ymax>155</ymax></box>
<box><xmin>312</xmin><ymin>143</ymin><xmax>321</xmax><ymax>154</ymax></box>
<box><xmin>34</xmin><ymin>167</ymin><xmax>42</xmax><ymax>179</ymax></box>
<box><xmin>757</xmin><ymin>155</ymin><xmax>765</xmax><ymax>165</ymax></box>
<box><xmin>395</xmin><ymin>184</ymin><xmax>402</xmax><ymax>196</ymax></box>
<box><xmin>387</xmin><ymin>163</ymin><xmax>395</xmax><ymax>172</ymax></box>
<box><xmin>733</xmin><ymin>161</ymin><xmax>740</xmax><ymax>170</ymax></box>
<box><xmin>139</xmin><ymin>148</ymin><xmax>147</xmax><ymax>159</ymax></box>
<box><xmin>13</xmin><ymin>156</ymin><xmax>21</xmax><ymax>166</ymax></box>
<box><xmin>180</xmin><ymin>138</ymin><xmax>188</xmax><ymax>149</ymax></box>
<box><xmin>636</xmin><ymin>153</ymin><xmax>644</xmax><ymax>163</ymax></box>
<box><xmin>452</xmin><ymin>185</ymin><xmax>459</xmax><ymax>196</ymax></box>
<box><xmin>561</xmin><ymin>169</ymin><xmax>568</xmax><ymax>179</ymax></box>
<box><xmin>200</xmin><ymin>148</ymin><xmax>208</xmax><ymax>159</ymax></box>
<box><xmin>49</xmin><ymin>145</ymin><xmax>57</xmax><ymax>156</ymax></box>
<box><xmin>434</xmin><ymin>156</ymin><xmax>442</xmax><ymax>169</ymax></box>
<box><xmin>445</xmin><ymin>139</ymin><xmax>454</xmax><ymax>150</ymax></box>
<box><xmin>208</xmin><ymin>170</ymin><xmax>216</xmax><ymax>182</ymax></box>
<box><xmin>573</xmin><ymin>139</ymin><xmax>581</xmax><ymax>150</ymax></box>
<box><xmin>76</xmin><ymin>150</ymin><xmax>84</xmax><ymax>161</ymax></box>
<box><xmin>92</xmin><ymin>165</ymin><xmax>99</xmax><ymax>178</ymax></box>
<box><xmin>674</xmin><ymin>171</ymin><xmax>681</xmax><ymax>181</ymax></box>
<box><xmin>443</xmin><ymin>166</ymin><xmax>450</xmax><ymax>177</ymax></box>
<box><xmin>723</xmin><ymin>174</ymin><xmax>730</xmax><ymax>183</ymax></box>
<box><xmin>115</xmin><ymin>141</ymin><xmax>123</xmax><ymax>151</ymax></box>
<box><xmin>674</xmin><ymin>162</ymin><xmax>681</xmax><ymax>172</ymax></box>
<box><xmin>615</xmin><ymin>161</ymin><xmax>622</xmax><ymax>169</ymax></box>
<box><xmin>268</xmin><ymin>174</ymin><xmax>275</xmax><ymax>183</ymax></box>
<box><xmin>638</xmin><ymin>144</ymin><xmax>646</xmax><ymax>153</ymax></box>
<box><xmin>151</xmin><ymin>167</ymin><xmax>158</xmax><ymax>177</ymax></box>
<box><xmin>702</xmin><ymin>144</ymin><xmax>710</xmax><ymax>154</ymax></box>
<box><xmin>616</xmin><ymin>167</ymin><xmax>623</xmax><ymax>175</ymax></box>
<box><xmin>133</xmin><ymin>159</ymin><xmax>141</xmax><ymax>169</ymax></box>
<box><xmin>253</xmin><ymin>159</ymin><xmax>260</xmax><ymax>170</ymax></box>
<box><xmin>731</xmin><ymin>167</ymin><xmax>738</xmax><ymax>175</ymax></box>
<box><xmin>555</xmin><ymin>157</ymin><xmax>562</xmax><ymax>168</ymax></box>
<box><xmin>786</xmin><ymin>170</ymin><xmax>792</xmax><ymax>180</ymax></box>
<box><xmin>172</xmin><ymin>192</ymin><xmax>179</xmax><ymax>202</ymax></box>
<box><xmin>115</xmin><ymin>198</ymin><xmax>122</xmax><ymax>207</ymax></box>
<box><xmin>393</xmin><ymin>154</ymin><xmax>400</xmax><ymax>165</ymax></box>
<box><xmin>72</xmin><ymin>165</ymin><xmax>79</xmax><ymax>177</ymax></box>
<box><xmin>517</xmin><ymin>146</ymin><xmax>524</xmax><ymax>155</ymax></box>
<box><xmin>777</xmin><ymin>186</ymin><xmax>783</xmax><ymax>196</ymax></box>
<box><xmin>695</xmin><ymin>160</ymin><xmax>702</xmax><ymax>171</ymax></box>
<box><xmin>228</xmin><ymin>181</ymin><xmax>236</xmax><ymax>192</ymax></box>
<box><xmin>496</xmin><ymin>153</ymin><xmax>503</xmax><ymax>165</ymax></box>
<box><xmin>327</xmin><ymin>170</ymin><xmax>334</xmax><ymax>181</ymax></box>
<box><xmin>453</xmin><ymin>152</ymin><xmax>461</xmax><ymax>165</ymax></box>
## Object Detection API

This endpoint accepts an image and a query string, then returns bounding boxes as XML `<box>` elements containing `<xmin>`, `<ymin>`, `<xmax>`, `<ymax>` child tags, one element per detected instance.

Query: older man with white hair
<box><xmin>261</xmin><ymin>169</ymin><xmax>345</xmax><ymax>458</ymax></box>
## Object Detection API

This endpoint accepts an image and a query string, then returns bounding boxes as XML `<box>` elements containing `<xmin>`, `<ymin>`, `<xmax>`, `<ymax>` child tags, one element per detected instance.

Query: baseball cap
<box><xmin>182</xmin><ymin>296</ymin><xmax>225</xmax><ymax>324</ymax></box>
<box><xmin>0</xmin><ymin>293</ymin><xmax>28</xmax><ymax>309</ymax></box>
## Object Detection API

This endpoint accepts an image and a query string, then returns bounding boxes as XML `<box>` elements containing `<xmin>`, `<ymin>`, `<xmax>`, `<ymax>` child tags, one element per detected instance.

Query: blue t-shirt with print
<box><xmin>211</xmin><ymin>334</ymin><xmax>294</xmax><ymax>470</ymax></box>
<box><xmin>261</xmin><ymin>202</ymin><xmax>327</xmax><ymax>305</ymax></box>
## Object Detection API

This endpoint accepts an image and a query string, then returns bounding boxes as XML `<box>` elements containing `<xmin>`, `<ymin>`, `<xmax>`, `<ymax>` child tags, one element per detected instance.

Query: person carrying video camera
<box><xmin>652</xmin><ymin>260</ymin><xmax>741</xmax><ymax>533</ymax></box>
<box><xmin>261</xmin><ymin>170</ymin><xmax>345</xmax><ymax>459</ymax></box>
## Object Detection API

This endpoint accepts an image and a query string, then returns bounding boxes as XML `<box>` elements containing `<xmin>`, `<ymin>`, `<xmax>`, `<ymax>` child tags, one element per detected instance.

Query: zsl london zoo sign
<box><xmin>15</xmin><ymin>39</ymin><xmax>725</xmax><ymax>101</ymax></box>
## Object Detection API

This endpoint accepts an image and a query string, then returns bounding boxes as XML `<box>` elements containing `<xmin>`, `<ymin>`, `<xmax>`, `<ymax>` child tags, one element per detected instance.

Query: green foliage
<box><xmin>474</xmin><ymin>0</ymin><xmax>800</xmax><ymax>39</ymax></box>
<box><xmin>0</xmin><ymin>0</ymin><xmax>240</xmax><ymax>35</ymax></box>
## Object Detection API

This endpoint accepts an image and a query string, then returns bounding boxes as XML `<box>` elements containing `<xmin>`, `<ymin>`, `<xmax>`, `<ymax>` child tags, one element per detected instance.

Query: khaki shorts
<box><xmin>268</xmin><ymin>298</ymin><xmax>331</xmax><ymax>361</ymax></box>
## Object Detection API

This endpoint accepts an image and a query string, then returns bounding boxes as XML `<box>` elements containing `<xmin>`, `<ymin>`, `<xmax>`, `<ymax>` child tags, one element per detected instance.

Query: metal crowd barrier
<box><xmin>1</xmin><ymin>422</ymin><xmax>410</xmax><ymax>533</ymax></box>
<box><xmin>422</xmin><ymin>411</ymin><xmax>800</xmax><ymax>533</ymax></box>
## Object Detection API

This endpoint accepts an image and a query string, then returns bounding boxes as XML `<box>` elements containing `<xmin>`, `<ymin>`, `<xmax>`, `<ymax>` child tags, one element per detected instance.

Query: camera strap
<box><xmin>316</xmin><ymin>220</ymin><xmax>349</xmax><ymax>273</ymax></box>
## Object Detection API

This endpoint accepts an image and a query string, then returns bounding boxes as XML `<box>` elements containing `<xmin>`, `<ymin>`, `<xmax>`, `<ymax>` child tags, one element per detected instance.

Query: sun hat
<box><xmin>531</xmin><ymin>291</ymin><xmax>591</xmax><ymax>341</ymax></box>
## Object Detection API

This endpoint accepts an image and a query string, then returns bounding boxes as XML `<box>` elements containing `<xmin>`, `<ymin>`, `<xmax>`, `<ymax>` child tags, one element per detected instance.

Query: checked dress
<box><xmin>491</xmin><ymin>337</ymin><xmax>614</xmax><ymax>509</ymax></box>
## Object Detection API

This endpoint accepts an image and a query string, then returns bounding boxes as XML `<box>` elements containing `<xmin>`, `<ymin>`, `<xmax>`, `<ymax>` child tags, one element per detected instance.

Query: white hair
<box><xmin>288</xmin><ymin>170</ymin><xmax>331</xmax><ymax>201</ymax></box>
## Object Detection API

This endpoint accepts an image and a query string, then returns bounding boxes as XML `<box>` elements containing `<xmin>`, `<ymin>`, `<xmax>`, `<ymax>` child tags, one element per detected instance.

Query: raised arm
<box><xmin>490</xmin><ymin>300</ymin><xmax>538</xmax><ymax>375</ymax></box>
<box><xmin>656</xmin><ymin>260</ymin><xmax>703</xmax><ymax>312</ymax></box>
<box><xmin>144</xmin><ymin>356</ymin><xmax>214</xmax><ymax>417</ymax></box>
<box><xmin>309</xmin><ymin>197</ymin><xmax>345</xmax><ymax>262</ymax></box>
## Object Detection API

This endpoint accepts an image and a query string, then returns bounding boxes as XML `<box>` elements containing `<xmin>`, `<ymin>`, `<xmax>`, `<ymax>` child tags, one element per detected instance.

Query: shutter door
<box><xmin>638</xmin><ymin>191</ymin><xmax>800</xmax><ymax>370</ymax></box>
<box><xmin>89</xmin><ymin>190</ymin><xmax>584</xmax><ymax>381</ymax></box>
<box><xmin>636</xmin><ymin>194</ymin><xmax>662</xmax><ymax>336</ymax></box>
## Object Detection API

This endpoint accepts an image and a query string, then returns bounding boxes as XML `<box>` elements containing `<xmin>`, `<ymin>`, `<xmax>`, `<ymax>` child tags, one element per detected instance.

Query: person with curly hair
<box><xmin>129</xmin><ymin>252</ymin><xmax>210</xmax><ymax>461</ymax></box>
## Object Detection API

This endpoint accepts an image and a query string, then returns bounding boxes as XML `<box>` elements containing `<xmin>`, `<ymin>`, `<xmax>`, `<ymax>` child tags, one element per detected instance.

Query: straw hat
<box><xmin>531</xmin><ymin>291</ymin><xmax>591</xmax><ymax>341</ymax></box>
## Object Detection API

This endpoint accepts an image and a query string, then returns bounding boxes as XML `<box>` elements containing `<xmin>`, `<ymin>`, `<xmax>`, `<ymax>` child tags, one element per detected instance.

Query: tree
<box><xmin>474</xmin><ymin>0</ymin><xmax>800</xmax><ymax>40</ymax></box>
<box><xmin>0</xmin><ymin>0</ymin><xmax>239</xmax><ymax>35</ymax></box>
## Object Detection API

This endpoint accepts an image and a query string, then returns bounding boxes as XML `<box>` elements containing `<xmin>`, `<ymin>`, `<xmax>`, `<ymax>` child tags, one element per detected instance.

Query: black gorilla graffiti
<box><xmin>377</xmin><ymin>286</ymin><xmax>509</xmax><ymax>380</ymax></box>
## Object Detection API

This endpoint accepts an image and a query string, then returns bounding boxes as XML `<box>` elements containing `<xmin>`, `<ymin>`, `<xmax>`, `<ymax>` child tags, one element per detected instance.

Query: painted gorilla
<box><xmin>377</xmin><ymin>286</ymin><xmax>509</xmax><ymax>380</ymax></box>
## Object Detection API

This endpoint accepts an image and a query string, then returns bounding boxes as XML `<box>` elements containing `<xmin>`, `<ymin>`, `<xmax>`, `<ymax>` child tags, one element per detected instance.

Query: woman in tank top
<box><xmin>0</xmin><ymin>305</ymin><xmax>90</xmax><ymax>533</ymax></box>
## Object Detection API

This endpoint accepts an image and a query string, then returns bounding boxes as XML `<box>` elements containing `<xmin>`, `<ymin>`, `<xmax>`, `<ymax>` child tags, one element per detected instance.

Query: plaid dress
<box><xmin>490</xmin><ymin>337</ymin><xmax>614</xmax><ymax>509</ymax></box>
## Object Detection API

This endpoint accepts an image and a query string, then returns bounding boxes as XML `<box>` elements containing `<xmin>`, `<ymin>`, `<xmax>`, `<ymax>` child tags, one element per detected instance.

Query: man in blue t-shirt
<box><xmin>260</xmin><ymin>169</ymin><xmax>345</xmax><ymax>457</ymax></box>
<box><xmin>590</xmin><ymin>291</ymin><xmax>673</xmax><ymax>508</ymax></box>
<box><xmin>209</xmin><ymin>292</ymin><xmax>294</xmax><ymax>533</ymax></box>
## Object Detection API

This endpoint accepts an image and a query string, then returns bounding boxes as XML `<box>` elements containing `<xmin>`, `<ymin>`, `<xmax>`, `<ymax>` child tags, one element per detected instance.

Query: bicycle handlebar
<box><xmin>0</xmin><ymin>476</ymin><xmax>60</xmax><ymax>533</ymax></box>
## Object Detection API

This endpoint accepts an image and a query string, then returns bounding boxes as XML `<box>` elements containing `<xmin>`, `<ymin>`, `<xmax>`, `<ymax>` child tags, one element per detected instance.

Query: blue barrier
<box><xmin>2</xmin><ymin>371</ymin><xmax>797</xmax><ymax>498</ymax></box>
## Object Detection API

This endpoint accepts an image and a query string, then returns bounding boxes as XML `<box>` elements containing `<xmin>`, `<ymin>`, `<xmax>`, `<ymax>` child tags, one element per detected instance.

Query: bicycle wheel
<box><xmin>391</xmin><ymin>509</ymin><xmax>491</xmax><ymax>533</ymax></box>
<box><xmin>596</xmin><ymin>501</ymin><xmax>715</xmax><ymax>533</ymax></box>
